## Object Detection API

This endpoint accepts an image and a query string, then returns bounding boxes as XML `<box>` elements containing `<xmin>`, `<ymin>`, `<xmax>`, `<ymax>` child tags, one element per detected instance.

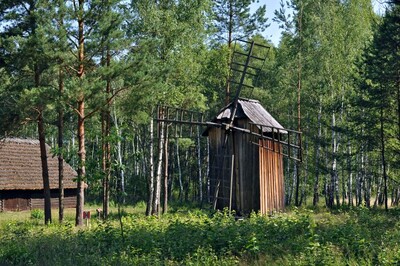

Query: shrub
<box><xmin>30</xmin><ymin>209</ymin><xmax>44</xmax><ymax>220</ymax></box>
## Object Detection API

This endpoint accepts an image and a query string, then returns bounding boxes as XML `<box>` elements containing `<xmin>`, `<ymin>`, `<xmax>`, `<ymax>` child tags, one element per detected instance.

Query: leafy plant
<box><xmin>31</xmin><ymin>209</ymin><xmax>44</xmax><ymax>220</ymax></box>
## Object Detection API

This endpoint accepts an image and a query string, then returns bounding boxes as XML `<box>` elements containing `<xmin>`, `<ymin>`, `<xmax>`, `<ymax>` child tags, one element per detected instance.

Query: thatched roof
<box><xmin>0</xmin><ymin>138</ymin><xmax>77</xmax><ymax>190</ymax></box>
<box><xmin>205</xmin><ymin>98</ymin><xmax>287</xmax><ymax>135</ymax></box>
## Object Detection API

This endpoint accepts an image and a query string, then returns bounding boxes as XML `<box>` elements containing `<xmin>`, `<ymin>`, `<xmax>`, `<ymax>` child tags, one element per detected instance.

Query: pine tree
<box><xmin>360</xmin><ymin>3</ymin><xmax>400</xmax><ymax>210</ymax></box>
<box><xmin>212</xmin><ymin>0</ymin><xmax>269</xmax><ymax>104</ymax></box>
<box><xmin>0</xmin><ymin>0</ymin><xmax>58</xmax><ymax>224</ymax></box>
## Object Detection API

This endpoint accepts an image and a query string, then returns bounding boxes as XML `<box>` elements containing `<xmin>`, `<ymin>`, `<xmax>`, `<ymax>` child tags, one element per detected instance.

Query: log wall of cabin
<box><xmin>0</xmin><ymin>189</ymin><xmax>77</xmax><ymax>211</ymax></box>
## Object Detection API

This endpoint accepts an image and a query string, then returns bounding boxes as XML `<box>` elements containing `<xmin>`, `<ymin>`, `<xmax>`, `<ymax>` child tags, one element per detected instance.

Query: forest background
<box><xmin>0</xmin><ymin>0</ymin><xmax>399</xmax><ymax>228</ymax></box>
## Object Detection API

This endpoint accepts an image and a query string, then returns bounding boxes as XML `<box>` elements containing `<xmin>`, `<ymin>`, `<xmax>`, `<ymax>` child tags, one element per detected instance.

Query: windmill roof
<box><xmin>0</xmin><ymin>138</ymin><xmax>77</xmax><ymax>190</ymax></box>
<box><xmin>206</xmin><ymin>98</ymin><xmax>286</xmax><ymax>134</ymax></box>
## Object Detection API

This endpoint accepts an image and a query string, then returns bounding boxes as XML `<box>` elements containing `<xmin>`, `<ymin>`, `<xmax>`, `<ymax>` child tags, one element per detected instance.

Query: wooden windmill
<box><xmin>157</xmin><ymin>39</ymin><xmax>301</xmax><ymax>215</ymax></box>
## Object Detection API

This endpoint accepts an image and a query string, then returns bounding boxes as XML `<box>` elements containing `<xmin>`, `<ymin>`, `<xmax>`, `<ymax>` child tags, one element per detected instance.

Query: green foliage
<box><xmin>30</xmin><ymin>209</ymin><xmax>44</xmax><ymax>220</ymax></box>
<box><xmin>211</xmin><ymin>0</ymin><xmax>269</xmax><ymax>45</ymax></box>
<box><xmin>1</xmin><ymin>207</ymin><xmax>400</xmax><ymax>265</ymax></box>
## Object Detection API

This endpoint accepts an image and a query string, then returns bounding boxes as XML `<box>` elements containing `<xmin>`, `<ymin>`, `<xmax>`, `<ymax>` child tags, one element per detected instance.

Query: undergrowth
<box><xmin>0</xmin><ymin>206</ymin><xmax>399</xmax><ymax>265</ymax></box>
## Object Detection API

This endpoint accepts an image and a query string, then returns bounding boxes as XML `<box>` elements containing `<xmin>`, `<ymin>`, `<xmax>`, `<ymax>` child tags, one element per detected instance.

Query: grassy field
<box><xmin>1</xmin><ymin>204</ymin><xmax>400</xmax><ymax>265</ymax></box>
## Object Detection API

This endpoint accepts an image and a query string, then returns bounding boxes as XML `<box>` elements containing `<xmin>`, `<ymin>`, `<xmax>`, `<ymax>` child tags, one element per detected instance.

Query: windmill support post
<box><xmin>229</xmin><ymin>154</ymin><xmax>234</xmax><ymax>214</ymax></box>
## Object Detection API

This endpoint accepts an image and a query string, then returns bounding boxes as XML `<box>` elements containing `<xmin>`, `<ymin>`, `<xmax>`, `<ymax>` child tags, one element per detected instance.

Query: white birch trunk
<box><xmin>347</xmin><ymin>139</ymin><xmax>353</xmax><ymax>206</ymax></box>
<box><xmin>152</xmin><ymin>119</ymin><xmax>164</xmax><ymax>216</ymax></box>
<box><xmin>313</xmin><ymin>104</ymin><xmax>322</xmax><ymax>206</ymax></box>
<box><xmin>197</xmin><ymin>125</ymin><xmax>203</xmax><ymax>202</ymax></box>
<box><xmin>146</xmin><ymin>118</ymin><xmax>154</xmax><ymax>216</ymax></box>
<box><xmin>329</xmin><ymin>111</ymin><xmax>337</xmax><ymax>208</ymax></box>
<box><xmin>113</xmin><ymin>109</ymin><xmax>125</xmax><ymax>198</ymax></box>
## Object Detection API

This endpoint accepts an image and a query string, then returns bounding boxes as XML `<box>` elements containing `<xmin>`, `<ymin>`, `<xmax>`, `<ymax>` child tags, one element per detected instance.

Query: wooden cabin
<box><xmin>204</xmin><ymin>98</ymin><xmax>285</xmax><ymax>215</ymax></box>
<box><xmin>0</xmin><ymin>138</ymin><xmax>78</xmax><ymax>211</ymax></box>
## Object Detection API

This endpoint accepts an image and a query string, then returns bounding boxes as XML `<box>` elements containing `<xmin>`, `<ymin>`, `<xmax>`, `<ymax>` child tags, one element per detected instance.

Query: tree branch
<box><xmin>83</xmin><ymin>87</ymin><xmax>127</xmax><ymax>121</ymax></box>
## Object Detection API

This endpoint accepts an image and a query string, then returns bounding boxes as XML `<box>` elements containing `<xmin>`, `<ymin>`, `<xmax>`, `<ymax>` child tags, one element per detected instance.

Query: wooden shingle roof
<box><xmin>0</xmin><ymin>138</ymin><xmax>77</xmax><ymax>190</ymax></box>
<box><xmin>205</xmin><ymin>98</ymin><xmax>287</xmax><ymax>134</ymax></box>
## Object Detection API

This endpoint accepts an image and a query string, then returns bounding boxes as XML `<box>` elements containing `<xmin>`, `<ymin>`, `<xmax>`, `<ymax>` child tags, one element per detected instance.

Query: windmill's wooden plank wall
<box><xmin>208</xmin><ymin>127</ymin><xmax>235</xmax><ymax>210</ymax></box>
<box><xmin>234</xmin><ymin>121</ymin><xmax>260</xmax><ymax>214</ymax></box>
<box><xmin>207</xmin><ymin>120</ymin><xmax>285</xmax><ymax>215</ymax></box>
<box><xmin>259</xmin><ymin>139</ymin><xmax>284</xmax><ymax>214</ymax></box>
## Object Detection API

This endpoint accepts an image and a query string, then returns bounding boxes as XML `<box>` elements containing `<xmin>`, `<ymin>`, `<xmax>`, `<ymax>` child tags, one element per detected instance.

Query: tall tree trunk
<box><xmin>328</xmin><ymin>112</ymin><xmax>337</xmax><ymax>208</ymax></box>
<box><xmin>34</xmin><ymin>59</ymin><xmax>51</xmax><ymax>224</ymax></box>
<box><xmin>357</xmin><ymin>149</ymin><xmax>365</xmax><ymax>206</ymax></box>
<box><xmin>347</xmin><ymin>139</ymin><xmax>353</xmax><ymax>206</ymax></box>
<box><xmin>75</xmin><ymin>0</ymin><xmax>86</xmax><ymax>226</ymax></box>
<box><xmin>76</xmin><ymin>99</ymin><xmax>86</xmax><ymax>226</ymax></box>
<box><xmin>102</xmin><ymin>47</ymin><xmax>112</xmax><ymax>219</ymax></box>
<box><xmin>197</xmin><ymin>124</ymin><xmax>203</xmax><ymax>203</ymax></box>
<box><xmin>380</xmin><ymin>104</ymin><xmax>388</xmax><ymax>211</ymax></box>
<box><xmin>38</xmin><ymin>110</ymin><xmax>52</xmax><ymax>225</ymax></box>
<box><xmin>162</xmin><ymin>124</ymin><xmax>168</xmax><ymax>214</ymax></box>
<box><xmin>313</xmin><ymin>104</ymin><xmax>322</xmax><ymax>206</ymax></box>
<box><xmin>146</xmin><ymin>118</ymin><xmax>154</xmax><ymax>216</ymax></box>
<box><xmin>176</xmin><ymin>135</ymin><xmax>183</xmax><ymax>202</ymax></box>
<box><xmin>300</xmin><ymin>120</ymin><xmax>308</xmax><ymax>205</ymax></box>
<box><xmin>341</xmin><ymin>161</ymin><xmax>346</xmax><ymax>205</ymax></box>
<box><xmin>113</xmin><ymin>109</ymin><xmax>125</xmax><ymax>203</ymax></box>
<box><xmin>225</xmin><ymin>1</ymin><xmax>233</xmax><ymax>105</ymax></box>
<box><xmin>58</xmin><ymin>67</ymin><xmax>64</xmax><ymax>223</ymax></box>
<box><xmin>102</xmin><ymin>109</ymin><xmax>111</xmax><ymax>219</ymax></box>
<box><xmin>335</xmin><ymin>100</ymin><xmax>345</xmax><ymax>207</ymax></box>
<box><xmin>285</xmin><ymin>156</ymin><xmax>291</xmax><ymax>205</ymax></box>
<box><xmin>324</xmin><ymin>128</ymin><xmax>329</xmax><ymax>207</ymax></box>
<box><xmin>364</xmin><ymin>154</ymin><xmax>371</xmax><ymax>208</ymax></box>
<box><xmin>152</xmin><ymin>117</ymin><xmax>164</xmax><ymax>216</ymax></box>
<box><xmin>206</xmin><ymin>138</ymin><xmax>210</xmax><ymax>203</ymax></box>
<box><xmin>374</xmin><ymin>173</ymin><xmax>383</xmax><ymax>208</ymax></box>
<box><xmin>286</xmin><ymin>107</ymin><xmax>292</xmax><ymax>205</ymax></box>
<box><xmin>295</xmin><ymin>1</ymin><xmax>303</xmax><ymax>207</ymax></box>
<box><xmin>184</xmin><ymin>147</ymin><xmax>190</xmax><ymax>202</ymax></box>
<box><xmin>397</xmin><ymin>70</ymin><xmax>400</xmax><ymax>142</ymax></box>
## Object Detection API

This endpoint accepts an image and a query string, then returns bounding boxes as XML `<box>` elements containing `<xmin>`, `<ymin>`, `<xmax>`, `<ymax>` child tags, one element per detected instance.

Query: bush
<box><xmin>30</xmin><ymin>209</ymin><xmax>44</xmax><ymax>220</ymax></box>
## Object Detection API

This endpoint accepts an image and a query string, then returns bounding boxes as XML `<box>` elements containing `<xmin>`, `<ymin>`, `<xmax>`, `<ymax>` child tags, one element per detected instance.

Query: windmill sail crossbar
<box><xmin>233</xmin><ymin>51</ymin><xmax>265</xmax><ymax>62</ymax></box>
<box><xmin>236</xmin><ymin>38</ymin><xmax>270</xmax><ymax>49</ymax></box>
<box><xmin>231</xmin><ymin>68</ymin><xmax>258</xmax><ymax>76</ymax></box>
<box><xmin>231</xmin><ymin>62</ymin><xmax>260</xmax><ymax>70</ymax></box>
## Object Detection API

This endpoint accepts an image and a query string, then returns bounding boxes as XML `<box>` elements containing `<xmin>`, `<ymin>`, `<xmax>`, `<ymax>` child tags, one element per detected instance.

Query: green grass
<box><xmin>1</xmin><ymin>204</ymin><xmax>400</xmax><ymax>265</ymax></box>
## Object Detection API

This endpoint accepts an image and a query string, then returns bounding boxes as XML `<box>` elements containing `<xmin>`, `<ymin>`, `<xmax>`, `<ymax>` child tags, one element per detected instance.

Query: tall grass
<box><xmin>0</xmin><ymin>205</ymin><xmax>400</xmax><ymax>265</ymax></box>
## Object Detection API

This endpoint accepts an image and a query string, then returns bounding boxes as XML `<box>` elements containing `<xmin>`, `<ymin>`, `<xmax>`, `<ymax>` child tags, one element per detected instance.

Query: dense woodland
<box><xmin>0</xmin><ymin>0</ymin><xmax>399</xmax><ymax>227</ymax></box>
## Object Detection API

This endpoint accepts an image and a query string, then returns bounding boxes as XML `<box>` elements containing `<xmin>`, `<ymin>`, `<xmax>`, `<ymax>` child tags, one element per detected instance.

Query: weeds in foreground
<box><xmin>0</xmin><ymin>206</ymin><xmax>399</xmax><ymax>265</ymax></box>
